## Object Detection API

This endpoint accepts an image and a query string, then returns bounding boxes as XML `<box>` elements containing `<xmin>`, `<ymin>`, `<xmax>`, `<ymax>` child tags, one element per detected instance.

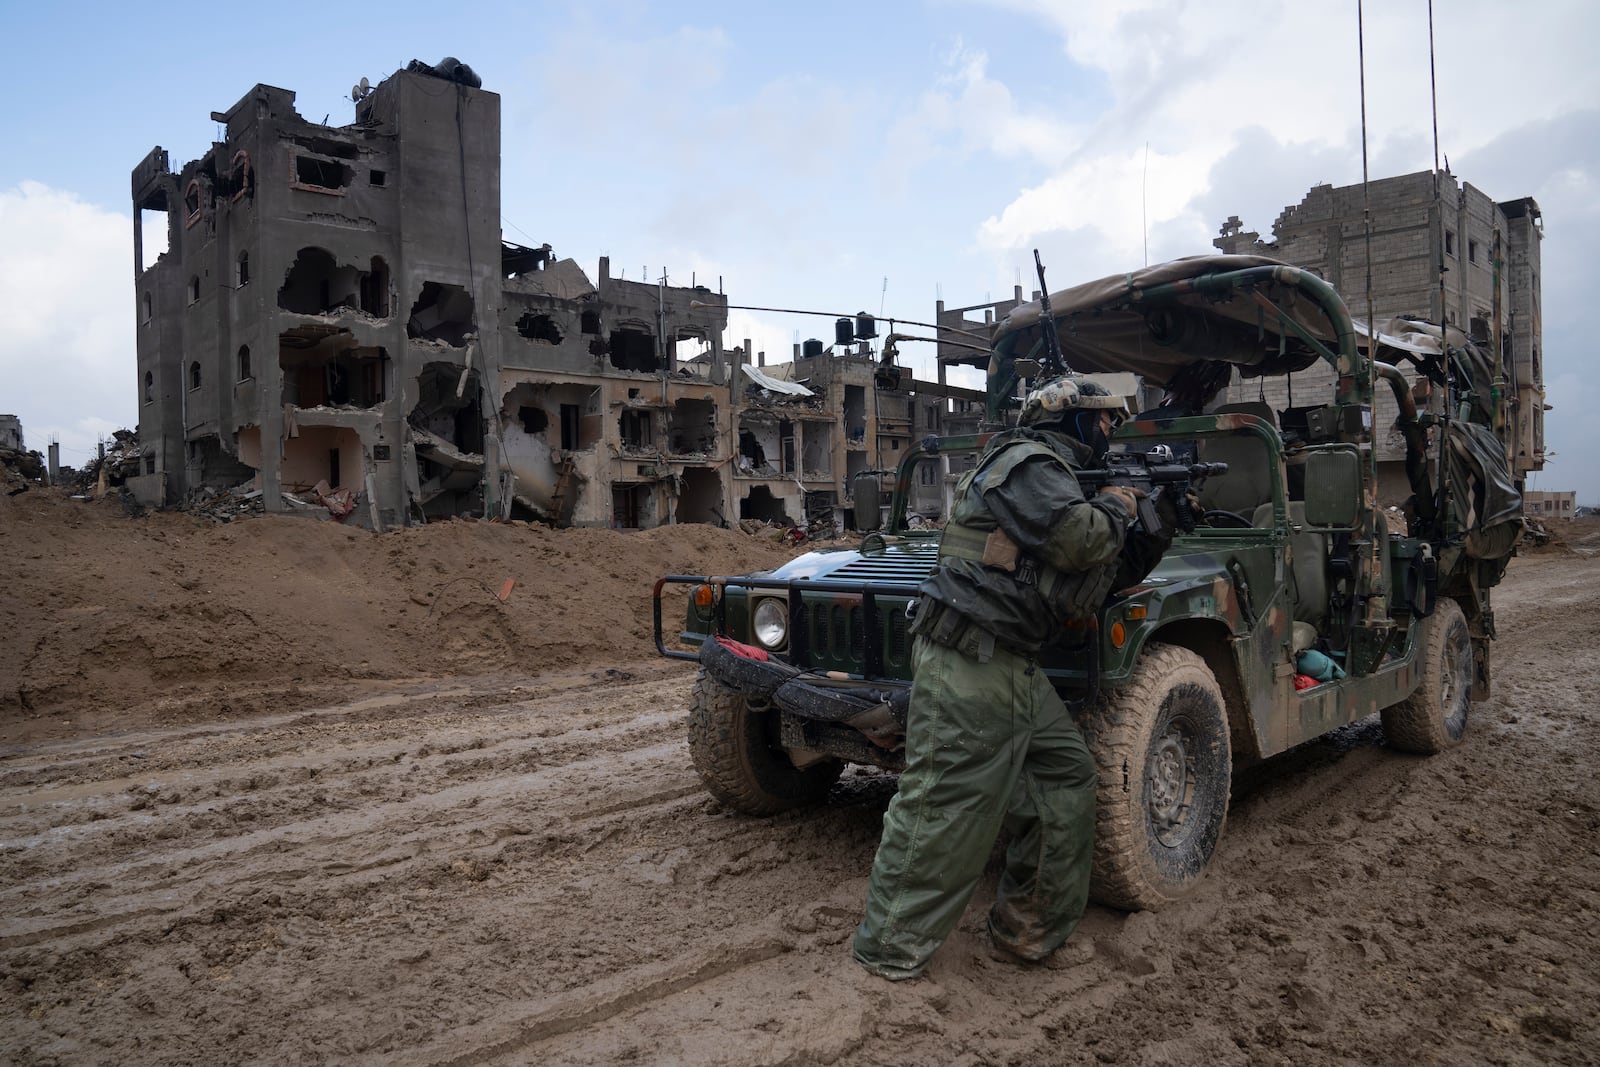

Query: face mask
<box><xmin>1072</xmin><ymin>410</ymin><xmax>1111</xmax><ymax>462</ymax></box>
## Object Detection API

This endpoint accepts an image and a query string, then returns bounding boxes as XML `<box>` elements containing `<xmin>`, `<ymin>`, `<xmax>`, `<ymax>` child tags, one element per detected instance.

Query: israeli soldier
<box><xmin>852</xmin><ymin>375</ymin><xmax>1173</xmax><ymax>980</ymax></box>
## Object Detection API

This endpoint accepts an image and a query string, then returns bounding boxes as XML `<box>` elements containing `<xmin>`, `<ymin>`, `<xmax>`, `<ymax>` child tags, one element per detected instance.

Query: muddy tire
<box><xmin>1078</xmin><ymin>644</ymin><xmax>1231</xmax><ymax>911</ymax></box>
<box><xmin>687</xmin><ymin>668</ymin><xmax>841</xmax><ymax>815</ymax></box>
<box><xmin>1381</xmin><ymin>598</ymin><xmax>1472</xmax><ymax>754</ymax></box>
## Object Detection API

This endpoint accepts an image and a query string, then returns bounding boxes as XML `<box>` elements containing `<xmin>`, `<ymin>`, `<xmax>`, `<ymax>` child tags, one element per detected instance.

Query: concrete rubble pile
<box><xmin>1</xmin><ymin>446</ymin><xmax>47</xmax><ymax>491</ymax></box>
<box><xmin>182</xmin><ymin>482</ymin><xmax>352</xmax><ymax>524</ymax></box>
<box><xmin>73</xmin><ymin>430</ymin><xmax>143</xmax><ymax>492</ymax></box>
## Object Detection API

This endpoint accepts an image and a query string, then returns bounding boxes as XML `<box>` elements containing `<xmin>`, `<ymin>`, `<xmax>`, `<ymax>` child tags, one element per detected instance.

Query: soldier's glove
<box><xmin>1097</xmin><ymin>485</ymin><xmax>1144</xmax><ymax>524</ymax></box>
<box><xmin>1152</xmin><ymin>487</ymin><xmax>1183</xmax><ymax>532</ymax></box>
<box><xmin>1154</xmin><ymin>488</ymin><xmax>1203</xmax><ymax>535</ymax></box>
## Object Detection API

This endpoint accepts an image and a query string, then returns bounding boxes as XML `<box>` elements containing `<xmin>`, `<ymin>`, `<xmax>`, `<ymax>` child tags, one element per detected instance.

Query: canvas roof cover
<box><xmin>991</xmin><ymin>255</ymin><xmax>1353</xmax><ymax>385</ymax></box>
<box><xmin>991</xmin><ymin>254</ymin><xmax>1494</xmax><ymax>388</ymax></box>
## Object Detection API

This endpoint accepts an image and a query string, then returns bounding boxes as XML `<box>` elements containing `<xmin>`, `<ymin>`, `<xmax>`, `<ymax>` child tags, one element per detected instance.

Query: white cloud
<box><xmin>978</xmin><ymin>141</ymin><xmax>1219</xmax><ymax>264</ymax></box>
<box><xmin>0</xmin><ymin>181</ymin><xmax>134</xmax><ymax>469</ymax></box>
<box><xmin>881</xmin><ymin>43</ymin><xmax>1087</xmax><ymax>176</ymax></box>
<box><xmin>968</xmin><ymin>1</ymin><xmax>1600</xmax><ymax>251</ymax></box>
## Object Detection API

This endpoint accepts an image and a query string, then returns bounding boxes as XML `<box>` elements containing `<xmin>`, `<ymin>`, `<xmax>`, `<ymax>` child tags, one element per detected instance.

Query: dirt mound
<box><xmin>1</xmin><ymin>487</ymin><xmax>801</xmax><ymax>743</ymax></box>
<box><xmin>1521</xmin><ymin>515</ymin><xmax>1600</xmax><ymax>556</ymax></box>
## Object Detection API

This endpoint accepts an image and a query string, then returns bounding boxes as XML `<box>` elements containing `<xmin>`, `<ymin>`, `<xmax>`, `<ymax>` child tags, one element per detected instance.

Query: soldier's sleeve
<box><xmin>982</xmin><ymin>456</ymin><xmax>1128</xmax><ymax>572</ymax></box>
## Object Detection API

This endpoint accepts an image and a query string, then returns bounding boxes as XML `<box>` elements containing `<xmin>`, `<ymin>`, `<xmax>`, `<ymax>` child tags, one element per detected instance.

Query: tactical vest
<box><xmin>936</xmin><ymin>437</ymin><xmax>1121</xmax><ymax>623</ymax></box>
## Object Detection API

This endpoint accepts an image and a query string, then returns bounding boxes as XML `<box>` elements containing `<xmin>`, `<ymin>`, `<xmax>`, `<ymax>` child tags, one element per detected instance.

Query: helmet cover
<box><xmin>1018</xmin><ymin>375</ymin><xmax>1129</xmax><ymax>428</ymax></box>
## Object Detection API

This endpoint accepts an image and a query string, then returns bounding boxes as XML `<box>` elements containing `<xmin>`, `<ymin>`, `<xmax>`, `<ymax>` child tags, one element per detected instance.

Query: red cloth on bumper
<box><xmin>716</xmin><ymin>635</ymin><xmax>769</xmax><ymax>662</ymax></box>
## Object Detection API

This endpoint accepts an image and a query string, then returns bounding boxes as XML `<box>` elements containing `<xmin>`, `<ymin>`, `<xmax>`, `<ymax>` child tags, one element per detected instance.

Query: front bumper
<box><xmin>699</xmin><ymin>636</ymin><xmax>911</xmax><ymax>768</ymax></box>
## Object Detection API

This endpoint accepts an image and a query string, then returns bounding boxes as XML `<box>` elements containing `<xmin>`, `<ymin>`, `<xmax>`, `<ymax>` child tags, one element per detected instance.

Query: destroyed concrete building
<box><xmin>131</xmin><ymin>62</ymin><xmax>512</xmax><ymax>527</ymax></box>
<box><xmin>727</xmin><ymin>321</ymin><xmax>989</xmax><ymax>527</ymax></box>
<box><xmin>129</xmin><ymin>60</ymin><xmax>971</xmax><ymax>530</ymax></box>
<box><xmin>0</xmin><ymin>416</ymin><xmax>22</xmax><ymax>453</ymax></box>
<box><xmin>1213</xmin><ymin>170</ymin><xmax>1547</xmax><ymax>497</ymax></box>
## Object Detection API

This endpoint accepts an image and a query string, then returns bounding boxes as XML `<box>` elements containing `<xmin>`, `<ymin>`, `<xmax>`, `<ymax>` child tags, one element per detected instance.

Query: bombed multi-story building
<box><xmin>130</xmin><ymin>60</ymin><xmax>966</xmax><ymax>530</ymax></box>
<box><xmin>0</xmin><ymin>415</ymin><xmax>22</xmax><ymax>453</ymax></box>
<box><xmin>1212</xmin><ymin>170</ymin><xmax>1547</xmax><ymax>497</ymax></box>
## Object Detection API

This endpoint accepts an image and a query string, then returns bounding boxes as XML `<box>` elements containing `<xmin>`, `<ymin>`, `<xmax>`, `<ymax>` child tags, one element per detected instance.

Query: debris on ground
<box><xmin>71</xmin><ymin>428</ymin><xmax>143</xmax><ymax>492</ymax></box>
<box><xmin>0</xmin><ymin>445</ymin><xmax>47</xmax><ymax>487</ymax></box>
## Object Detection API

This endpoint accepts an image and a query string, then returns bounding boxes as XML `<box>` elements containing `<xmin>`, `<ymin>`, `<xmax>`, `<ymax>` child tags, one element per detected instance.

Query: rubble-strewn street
<box><xmin>2</xmin><ymin>491</ymin><xmax>1598</xmax><ymax>1066</ymax></box>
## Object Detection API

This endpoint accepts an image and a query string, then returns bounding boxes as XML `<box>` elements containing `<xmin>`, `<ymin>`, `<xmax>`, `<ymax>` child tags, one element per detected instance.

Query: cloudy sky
<box><xmin>3</xmin><ymin>0</ymin><xmax>1594</xmax><ymax>502</ymax></box>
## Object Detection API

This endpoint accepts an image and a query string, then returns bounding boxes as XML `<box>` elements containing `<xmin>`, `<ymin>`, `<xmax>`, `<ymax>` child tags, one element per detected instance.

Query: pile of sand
<box><xmin>2</xmin><ymin>487</ymin><xmax>803</xmax><ymax>741</ymax></box>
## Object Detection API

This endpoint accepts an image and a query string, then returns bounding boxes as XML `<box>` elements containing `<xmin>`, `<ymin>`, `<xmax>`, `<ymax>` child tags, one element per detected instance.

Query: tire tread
<box><xmin>687</xmin><ymin>669</ymin><xmax>839</xmax><ymax>815</ymax></box>
<box><xmin>1381</xmin><ymin>599</ymin><xmax>1471</xmax><ymax>754</ymax></box>
<box><xmin>1078</xmin><ymin>644</ymin><xmax>1230</xmax><ymax>911</ymax></box>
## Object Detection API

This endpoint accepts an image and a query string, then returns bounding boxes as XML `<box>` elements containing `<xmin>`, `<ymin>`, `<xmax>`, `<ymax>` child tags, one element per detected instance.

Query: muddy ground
<box><xmin>2</xmin><ymin>490</ymin><xmax>1598</xmax><ymax>1066</ymax></box>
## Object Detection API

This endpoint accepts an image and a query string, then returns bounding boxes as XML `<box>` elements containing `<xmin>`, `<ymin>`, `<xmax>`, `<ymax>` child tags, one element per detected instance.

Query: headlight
<box><xmin>752</xmin><ymin>598</ymin><xmax>789</xmax><ymax>649</ymax></box>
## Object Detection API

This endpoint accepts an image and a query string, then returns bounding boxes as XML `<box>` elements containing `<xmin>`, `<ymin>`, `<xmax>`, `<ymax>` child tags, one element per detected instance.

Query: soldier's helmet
<box><xmin>1018</xmin><ymin>375</ymin><xmax>1130</xmax><ymax>429</ymax></box>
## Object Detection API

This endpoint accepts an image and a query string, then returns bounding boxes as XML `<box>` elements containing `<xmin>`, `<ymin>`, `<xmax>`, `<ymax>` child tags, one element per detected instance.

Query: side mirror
<box><xmin>1303</xmin><ymin>450</ymin><xmax>1362</xmax><ymax>527</ymax></box>
<box><xmin>1013</xmin><ymin>358</ymin><xmax>1042</xmax><ymax>379</ymax></box>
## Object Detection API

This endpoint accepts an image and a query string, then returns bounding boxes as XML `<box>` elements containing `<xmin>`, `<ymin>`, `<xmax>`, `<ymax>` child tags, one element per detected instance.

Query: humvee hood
<box><xmin>762</xmin><ymin>538</ymin><xmax>942</xmax><ymax>586</ymax></box>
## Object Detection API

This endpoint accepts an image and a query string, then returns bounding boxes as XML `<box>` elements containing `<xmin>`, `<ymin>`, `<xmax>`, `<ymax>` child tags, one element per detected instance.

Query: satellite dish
<box><xmin>351</xmin><ymin>85</ymin><xmax>362</xmax><ymax>102</ymax></box>
<box><xmin>360</xmin><ymin>77</ymin><xmax>370</xmax><ymax>92</ymax></box>
<box><xmin>351</xmin><ymin>77</ymin><xmax>373</xmax><ymax>103</ymax></box>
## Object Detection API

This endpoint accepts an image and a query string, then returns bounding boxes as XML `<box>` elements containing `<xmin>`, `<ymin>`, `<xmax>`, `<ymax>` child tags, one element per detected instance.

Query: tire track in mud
<box><xmin>1</xmin><ymin>672</ymin><xmax>690</xmax><ymax>827</ymax></box>
<box><xmin>1</xmin><ymin>674</ymin><xmax>696</xmax><ymax>914</ymax></box>
<box><xmin>1</xmin><ymin>725</ymin><xmax>718</xmax><ymax>954</ymax></box>
<box><xmin>0</xmin><ymin>666</ymin><xmax>687</xmax><ymax>789</ymax></box>
<box><xmin>413</xmin><ymin>933</ymin><xmax>798</xmax><ymax>1067</ymax></box>
<box><xmin>0</xmin><ymin>667</ymin><xmax>910</xmax><ymax>1065</ymax></box>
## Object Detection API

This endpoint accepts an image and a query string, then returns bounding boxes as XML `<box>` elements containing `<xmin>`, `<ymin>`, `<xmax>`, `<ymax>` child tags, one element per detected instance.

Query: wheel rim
<box><xmin>1146</xmin><ymin>725</ymin><xmax>1194</xmax><ymax>848</ymax></box>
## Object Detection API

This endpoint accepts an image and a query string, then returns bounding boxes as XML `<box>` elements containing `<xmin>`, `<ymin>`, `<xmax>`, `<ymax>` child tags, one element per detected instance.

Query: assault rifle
<box><xmin>1032</xmin><ymin>249</ymin><xmax>1069</xmax><ymax>378</ymax></box>
<box><xmin>1077</xmin><ymin>449</ymin><xmax>1229</xmax><ymax>537</ymax></box>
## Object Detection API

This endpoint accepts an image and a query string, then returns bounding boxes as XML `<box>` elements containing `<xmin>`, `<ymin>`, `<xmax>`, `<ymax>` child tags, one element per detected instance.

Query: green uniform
<box><xmin>853</xmin><ymin>427</ymin><xmax>1167</xmax><ymax>979</ymax></box>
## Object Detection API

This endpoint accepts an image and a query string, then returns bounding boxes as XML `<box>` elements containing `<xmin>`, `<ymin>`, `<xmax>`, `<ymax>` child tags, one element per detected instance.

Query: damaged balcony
<box><xmin>739</xmin><ymin>363</ymin><xmax>822</xmax><ymax>411</ymax></box>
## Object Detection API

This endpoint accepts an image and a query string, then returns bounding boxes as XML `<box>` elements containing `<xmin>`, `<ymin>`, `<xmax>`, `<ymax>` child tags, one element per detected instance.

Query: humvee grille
<box><xmin>797</xmin><ymin>597</ymin><xmax>913</xmax><ymax>677</ymax></box>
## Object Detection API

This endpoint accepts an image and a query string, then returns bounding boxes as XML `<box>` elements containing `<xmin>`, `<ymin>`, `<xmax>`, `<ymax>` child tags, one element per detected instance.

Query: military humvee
<box><xmin>654</xmin><ymin>255</ymin><xmax>1524</xmax><ymax>910</ymax></box>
